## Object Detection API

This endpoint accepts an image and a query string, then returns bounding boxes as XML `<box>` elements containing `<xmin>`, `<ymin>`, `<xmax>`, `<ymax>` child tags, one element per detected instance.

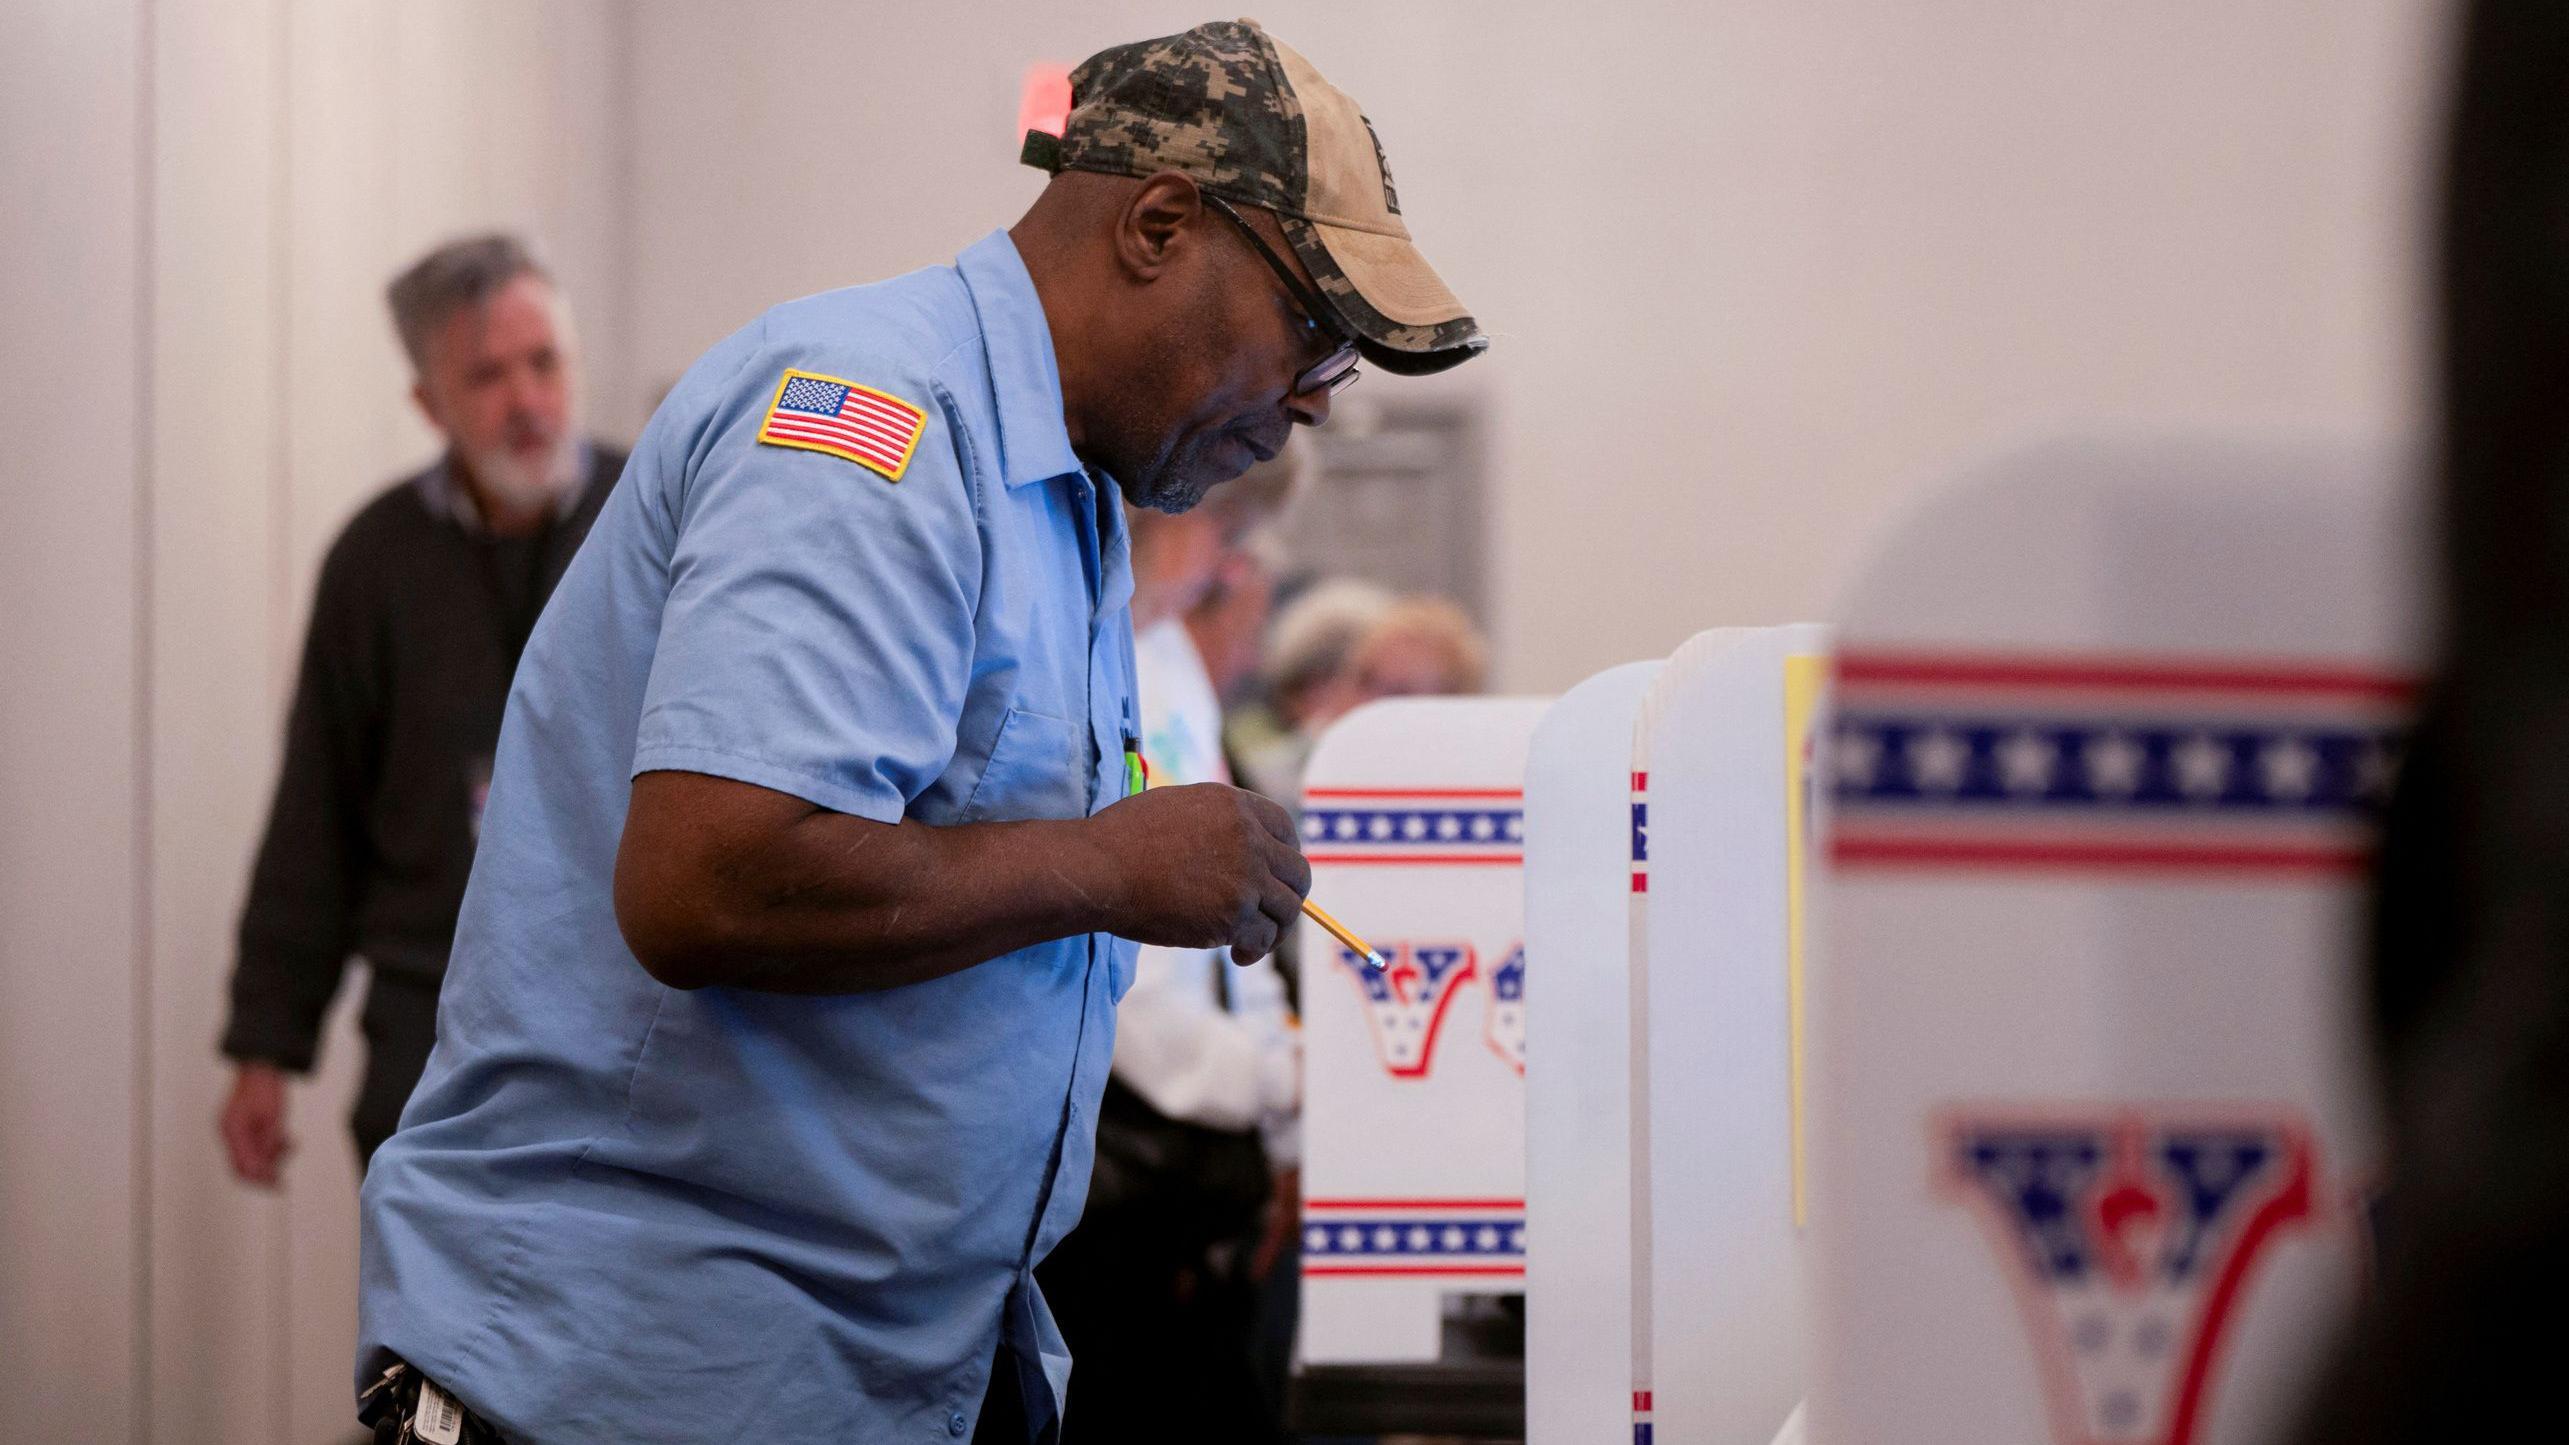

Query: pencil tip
<box><xmin>1366</xmin><ymin>951</ymin><xmax>1387</xmax><ymax>969</ymax></box>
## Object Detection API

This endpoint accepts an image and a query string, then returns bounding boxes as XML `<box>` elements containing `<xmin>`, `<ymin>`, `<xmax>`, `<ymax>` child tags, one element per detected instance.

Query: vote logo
<box><xmin>1484</xmin><ymin>944</ymin><xmax>1526</xmax><ymax>1074</ymax></box>
<box><xmin>1338</xmin><ymin>942</ymin><xmax>1477</xmax><ymax>1078</ymax></box>
<box><xmin>1940</xmin><ymin>1109</ymin><xmax>2316</xmax><ymax>1445</ymax></box>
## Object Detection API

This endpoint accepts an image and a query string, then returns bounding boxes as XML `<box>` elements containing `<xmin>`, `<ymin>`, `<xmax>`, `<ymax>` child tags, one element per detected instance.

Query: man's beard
<box><xmin>462</xmin><ymin>423</ymin><xmax>580</xmax><ymax>519</ymax></box>
<box><xmin>1116</xmin><ymin>414</ymin><xmax>1281</xmax><ymax>515</ymax></box>
<box><xmin>1124</xmin><ymin>439</ymin><xmax>1222</xmax><ymax>515</ymax></box>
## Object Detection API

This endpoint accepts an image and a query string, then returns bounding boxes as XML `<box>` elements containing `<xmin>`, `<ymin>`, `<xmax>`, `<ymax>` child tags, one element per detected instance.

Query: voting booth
<box><xmin>1523</xmin><ymin>625</ymin><xmax>1822</xmax><ymax>1445</ymax></box>
<box><xmin>1523</xmin><ymin>660</ymin><xmax>1662</xmax><ymax>1445</ymax></box>
<box><xmin>1637</xmin><ymin>624</ymin><xmax>1828</xmax><ymax>1445</ymax></box>
<box><xmin>1294</xmin><ymin>695</ymin><xmax>1553</xmax><ymax>1436</ymax></box>
<box><xmin>1808</xmin><ymin>440</ymin><xmax>2417</xmax><ymax>1445</ymax></box>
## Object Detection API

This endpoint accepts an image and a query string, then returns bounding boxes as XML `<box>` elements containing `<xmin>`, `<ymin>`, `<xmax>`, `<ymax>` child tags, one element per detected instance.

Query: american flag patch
<box><xmin>757</xmin><ymin>369</ymin><xmax>927</xmax><ymax>480</ymax></box>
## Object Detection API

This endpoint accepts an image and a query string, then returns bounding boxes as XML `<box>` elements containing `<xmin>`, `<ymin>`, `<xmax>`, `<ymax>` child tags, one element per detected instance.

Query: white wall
<box><xmin>1</xmin><ymin>3</ymin><xmax>146</xmax><ymax>1441</ymax></box>
<box><xmin>624</xmin><ymin>0</ymin><xmax>2444</xmax><ymax>691</ymax></box>
<box><xmin>2</xmin><ymin>3</ymin><xmax>626</xmax><ymax>1439</ymax></box>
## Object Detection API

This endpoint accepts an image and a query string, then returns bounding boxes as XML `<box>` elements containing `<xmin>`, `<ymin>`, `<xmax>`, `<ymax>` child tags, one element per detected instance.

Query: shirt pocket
<box><xmin>960</xmin><ymin>705</ymin><xmax>1091</xmax><ymax>823</ymax></box>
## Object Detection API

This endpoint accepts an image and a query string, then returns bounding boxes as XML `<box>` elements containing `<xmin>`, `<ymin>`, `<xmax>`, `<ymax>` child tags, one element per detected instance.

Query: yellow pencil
<box><xmin>1302</xmin><ymin>897</ymin><xmax>1387</xmax><ymax>970</ymax></box>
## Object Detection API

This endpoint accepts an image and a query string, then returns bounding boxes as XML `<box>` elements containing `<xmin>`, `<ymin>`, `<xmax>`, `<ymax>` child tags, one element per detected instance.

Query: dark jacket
<box><xmin>219</xmin><ymin>445</ymin><xmax>623</xmax><ymax>1070</ymax></box>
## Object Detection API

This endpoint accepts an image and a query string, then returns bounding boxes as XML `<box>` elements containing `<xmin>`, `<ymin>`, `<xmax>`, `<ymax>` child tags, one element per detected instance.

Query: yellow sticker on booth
<box><xmin>1784</xmin><ymin>652</ymin><xmax>1826</xmax><ymax>1229</ymax></box>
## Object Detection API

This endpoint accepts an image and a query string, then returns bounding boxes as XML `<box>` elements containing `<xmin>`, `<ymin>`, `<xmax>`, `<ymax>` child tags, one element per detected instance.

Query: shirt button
<box><xmin>948</xmin><ymin>1410</ymin><xmax>969</xmax><ymax>1436</ymax></box>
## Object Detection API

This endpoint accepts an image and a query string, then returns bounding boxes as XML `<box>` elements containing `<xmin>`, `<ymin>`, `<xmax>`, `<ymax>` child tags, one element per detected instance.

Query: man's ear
<box><xmin>409</xmin><ymin>376</ymin><xmax>442</xmax><ymax>435</ymax></box>
<box><xmin>1114</xmin><ymin>171</ymin><xmax>1203</xmax><ymax>283</ymax></box>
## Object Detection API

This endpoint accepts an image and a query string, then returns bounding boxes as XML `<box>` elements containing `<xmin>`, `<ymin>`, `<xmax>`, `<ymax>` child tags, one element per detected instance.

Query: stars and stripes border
<box><xmin>1302</xmin><ymin>787</ymin><xmax>1525</xmax><ymax>866</ymax></box>
<box><xmin>1302</xmin><ymin>1197</ymin><xmax>1526</xmax><ymax>1278</ymax></box>
<box><xmin>1630</xmin><ymin>771</ymin><xmax>1648</xmax><ymax>893</ymax></box>
<box><xmin>1829</xmin><ymin>650</ymin><xmax>2414</xmax><ymax>876</ymax></box>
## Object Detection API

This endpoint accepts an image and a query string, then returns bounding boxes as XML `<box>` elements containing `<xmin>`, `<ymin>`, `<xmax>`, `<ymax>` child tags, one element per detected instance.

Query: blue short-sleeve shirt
<box><xmin>356</xmin><ymin>231</ymin><xmax>1141</xmax><ymax>1444</ymax></box>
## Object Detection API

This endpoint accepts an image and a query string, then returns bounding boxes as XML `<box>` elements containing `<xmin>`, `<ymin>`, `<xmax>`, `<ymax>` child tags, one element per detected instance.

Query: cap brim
<box><xmin>1279</xmin><ymin>214</ymin><xmax>1487</xmax><ymax>376</ymax></box>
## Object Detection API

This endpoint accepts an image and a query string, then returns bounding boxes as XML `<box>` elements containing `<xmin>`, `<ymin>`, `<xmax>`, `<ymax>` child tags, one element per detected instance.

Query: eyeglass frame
<box><xmin>1200</xmin><ymin>191</ymin><xmax>1362</xmax><ymax>400</ymax></box>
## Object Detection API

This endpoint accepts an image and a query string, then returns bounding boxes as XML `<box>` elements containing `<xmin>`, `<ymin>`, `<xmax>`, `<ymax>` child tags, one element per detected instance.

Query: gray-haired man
<box><xmin>217</xmin><ymin>234</ymin><xmax>625</xmax><ymax>1183</ymax></box>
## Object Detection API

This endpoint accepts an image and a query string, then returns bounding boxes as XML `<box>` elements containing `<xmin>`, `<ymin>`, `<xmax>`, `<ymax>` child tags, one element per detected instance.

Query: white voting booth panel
<box><xmin>1809</xmin><ymin>441</ymin><xmax>2417</xmax><ymax>1445</ymax></box>
<box><xmin>1523</xmin><ymin>660</ymin><xmax>1662</xmax><ymax>1445</ymax></box>
<box><xmin>1641</xmin><ymin>624</ymin><xmax>1829</xmax><ymax>1445</ymax></box>
<box><xmin>1624</xmin><ymin>627</ymin><xmax>1752</xmax><ymax>1443</ymax></box>
<box><xmin>1525</xmin><ymin>631</ymin><xmax>1823</xmax><ymax>1445</ymax></box>
<box><xmin>1299</xmin><ymin>696</ymin><xmax>1554</xmax><ymax>1365</ymax></box>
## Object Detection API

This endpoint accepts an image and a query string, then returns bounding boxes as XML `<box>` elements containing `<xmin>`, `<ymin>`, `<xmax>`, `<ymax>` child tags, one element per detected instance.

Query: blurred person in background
<box><xmin>1187</xmin><ymin>541</ymin><xmax>1282</xmax><ymax>712</ymax></box>
<box><xmin>1180</xmin><ymin>536</ymin><xmax>1316</xmax><ymax>1429</ymax></box>
<box><xmin>1231</xmin><ymin>576</ymin><xmax>1397</xmax><ymax>802</ymax></box>
<box><xmin>1041</xmin><ymin>442</ymin><xmax>1305</xmax><ymax>1444</ymax></box>
<box><xmin>2290</xmin><ymin>3</ymin><xmax>2569</xmax><ymax>1438</ymax></box>
<box><xmin>1234</xmin><ymin>584</ymin><xmax>1490</xmax><ymax>805</ymax></box>
<box><xmin>1348</xmin><ymin>594</ymin><xmax>1490</xmax><ymax>701</ymax></box>
<box><xmin>216</xmin><ymin>234</ymin><xmax>623</xmax><ymax>1184</ymax></box>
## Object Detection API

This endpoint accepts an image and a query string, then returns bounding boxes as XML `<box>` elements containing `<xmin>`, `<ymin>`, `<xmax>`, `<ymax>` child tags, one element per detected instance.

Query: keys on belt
<box><xmin>358</xmin><ymin>1362</ymin><xmax>503</xmax><ymax>1445</ymax></box>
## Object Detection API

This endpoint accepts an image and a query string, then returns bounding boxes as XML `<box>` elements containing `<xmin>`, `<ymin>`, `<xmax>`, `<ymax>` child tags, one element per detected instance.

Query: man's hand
<box><xmin>218</xmin><ymin>1061</ymin><xmax>293</xmax><ymax>1187</ymax></box>
<box><xmin>1087</xmin><ymin>783</ymin><xmax>1311</xmax><ymax>963</ymax></box>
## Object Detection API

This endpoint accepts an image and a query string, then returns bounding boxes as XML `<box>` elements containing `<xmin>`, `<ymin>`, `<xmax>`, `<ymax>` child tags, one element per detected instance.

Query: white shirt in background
<box><xmin>1113</xmin><ymin>617</ymin><xmax>1301</xmax><ymax>1166</ymax></box>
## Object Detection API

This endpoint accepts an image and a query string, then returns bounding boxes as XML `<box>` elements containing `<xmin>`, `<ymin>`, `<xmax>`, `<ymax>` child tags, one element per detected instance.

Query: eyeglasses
<box><xmin>1202</xmin><ymin>192</ymin><xmax>1362</xmax><ymax>400</ymax></box>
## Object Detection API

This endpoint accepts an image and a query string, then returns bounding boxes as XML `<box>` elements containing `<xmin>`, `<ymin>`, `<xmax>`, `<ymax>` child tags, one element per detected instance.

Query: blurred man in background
<box><xmin>1043</xmin><ymin>442</ymin><xmax>1304</xmax><ymax>1443</ymax></box>
<box><xmin>217</xmin><ymin>234</ymin><xmax>623</xmax><ymax>1183</ymax></box>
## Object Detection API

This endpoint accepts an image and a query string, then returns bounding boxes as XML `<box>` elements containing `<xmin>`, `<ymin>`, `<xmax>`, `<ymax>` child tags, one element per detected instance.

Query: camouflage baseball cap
<box><xmin>1022</xmin><ymin>19</ymin><xmax>1486</xmax><ymax>376</ymax></box>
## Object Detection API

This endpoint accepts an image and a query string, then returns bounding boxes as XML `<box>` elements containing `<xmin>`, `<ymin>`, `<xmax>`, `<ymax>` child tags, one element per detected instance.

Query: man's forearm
<box><xmin>657</xmin><ymin>818</ymin><xmax>1120</xmax><ymax>992</ymax></box>
<box><xmin>616</xmin><ymin>769</ymin><xmax>1306</xmax><ymax>995</ymax></box>
<box><xmin>615</xmin><ymin>772</ymin><xmax>1136</xmax><ymax>993</ymax></box>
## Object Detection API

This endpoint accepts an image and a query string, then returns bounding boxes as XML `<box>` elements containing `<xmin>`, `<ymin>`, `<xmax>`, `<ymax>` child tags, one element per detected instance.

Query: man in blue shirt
<box><xmin>355</xmin><ymin>20</ymin><xmax>1483</xmax><ymax>1444</ymax></box>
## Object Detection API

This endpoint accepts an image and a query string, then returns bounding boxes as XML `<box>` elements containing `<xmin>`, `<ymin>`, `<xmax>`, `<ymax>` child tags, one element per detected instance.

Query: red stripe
<box><xmin>770</xmin><ymin>413</ymin><xmax>902</xmax><ymax>450</ymax></box>
<box><xmin>839</xmin><ymin>392</ymin><xmax>920</xmax><ymax>423</ymax></box>
<box><xmin>766</xmin><ymin>420</ymin><xmax>902</xmax><ymax>467</ymax></box>
<box><xmin>837</xmin><ymin>388</ymin><xmax>920</xmax><ymax>420</ymax></box>
<box><xmin>1306</xmin><ymin>1198</ymin><xmax>1524</xmax><ymax>1210</ymax></box>
<box><xmin>768</xmin><ymin>428</ymin><xmax>898</xmax><ymax>463</ymax></box>
<box><xmin>1631</xmin><ymin>873</ymin><xmax>1648</xmax><ymax>893</ymax></box>
<box><xmin>1631</xmin><ymin>772</ymin><xmax>1647</xmax><ymax>790</ymax></box>
<box><xmin>776</xmin><ymin>397</ymin><xmax>917</xmax><ymax>448</ymax></box>
<box><xmin>828</xmin><ymin>405</ymin><xmax>921</xmax><ymax>448</ymax></box>
<box><xmin>1634</xmin><ymin>1392</ymin><xmax>1654</xmax><ymax>1410</ymax></box>
<box><xmin>1307</xmin><ymin>852</ymin><xmax>1523</xmax><ymax>866</ymax></box>
<box><xmin>1303</xmin><ymin>786</ymin><xmax>1524</xmax><ymax>800</ymax></box>
<box><xmin>1835</xmin><ymin>651</ymin><xmax>2416</xmax><ymax>700</ymax></box>
<box><xmin>1830</xmin><ymin>836</ymin><xmax>2371</xmax><ymax>875</ymax></box>
<box><xmin>2164</xmin><ymin>1143</ymin><xmax>2312</xmax><ymax>1445</ymax></box>
<box><xmin>1303</xmin><ymin>1265</ymin><xmax>1527</xmax><ymax>1278</ymax></box>
<box><xmin>780</xmin><ymin>411</ymin><xmax>911</xmax><ymax>454</ymax></box>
